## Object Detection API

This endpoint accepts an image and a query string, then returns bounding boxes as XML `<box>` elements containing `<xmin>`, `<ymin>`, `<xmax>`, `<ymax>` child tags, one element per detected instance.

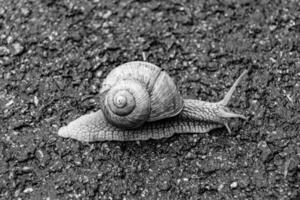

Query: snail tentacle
<box><xmin>218</xmin><ymin>70</ymin><xmax>248</xmax><ymax>106</ymax></box>
<box><xmin>215</xmin><ymin>70</ymin><xmax>249</xmax><ymax>124</ymax></box>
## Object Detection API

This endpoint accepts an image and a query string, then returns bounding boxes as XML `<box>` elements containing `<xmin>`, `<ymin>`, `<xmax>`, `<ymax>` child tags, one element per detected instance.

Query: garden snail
<box><xmin>58</xmin><ymin>61</ymin><xmax>248</xmax><ymax>142</ymax></box>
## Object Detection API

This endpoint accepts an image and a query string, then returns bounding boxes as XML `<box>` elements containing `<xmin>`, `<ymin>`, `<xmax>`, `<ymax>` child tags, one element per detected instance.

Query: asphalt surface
<box><xmin>0</xmin><ymin>0</ymin><xmax>299</xmax><ymax>199</ymax></box>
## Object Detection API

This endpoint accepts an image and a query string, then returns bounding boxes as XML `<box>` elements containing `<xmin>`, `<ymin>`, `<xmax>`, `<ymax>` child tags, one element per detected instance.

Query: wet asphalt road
<box><xmin>0</xmin><ymin>0</ymin><xmax>299</xmax><ymax>199</ymax></box>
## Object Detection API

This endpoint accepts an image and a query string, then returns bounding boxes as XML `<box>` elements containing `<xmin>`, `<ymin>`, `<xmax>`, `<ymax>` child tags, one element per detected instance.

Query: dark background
<box><xmin>0</xmin><ymin>0</ymin><xmax>299</xmax><ymax>199</ymax></box>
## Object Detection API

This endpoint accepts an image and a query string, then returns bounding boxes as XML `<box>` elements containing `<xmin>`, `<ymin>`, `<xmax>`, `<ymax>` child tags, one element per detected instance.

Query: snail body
<box><xmin>58</xmin><ymin>61</ymin><xmax>248</xmax><ymax>142</ymax></box>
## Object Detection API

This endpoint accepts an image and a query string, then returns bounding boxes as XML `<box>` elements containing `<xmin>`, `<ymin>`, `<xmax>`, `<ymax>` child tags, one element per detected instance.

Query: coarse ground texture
<box><xmin>0</xmin><ymin>0</ymin><xmax>299</xmax><ymax>199</ymax></box>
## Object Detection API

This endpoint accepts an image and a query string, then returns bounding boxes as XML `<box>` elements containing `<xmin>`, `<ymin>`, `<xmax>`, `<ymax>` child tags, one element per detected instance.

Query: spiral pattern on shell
<box><xmin>99</xmin><ymin>61</ymin><xmax>184</xmax><ymax>128</ymax></box>
<box><xmin>101</xmin><ymin>79</ymin><xmax>151</xmax><ymax>129</ymax></box>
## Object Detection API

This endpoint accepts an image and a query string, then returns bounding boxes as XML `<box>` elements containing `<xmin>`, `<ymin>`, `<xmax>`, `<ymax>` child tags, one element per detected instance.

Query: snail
<box><xmin>58</xmin><ymin>61</ymin><xmax>248</xmax><ymax>142</ymax></box>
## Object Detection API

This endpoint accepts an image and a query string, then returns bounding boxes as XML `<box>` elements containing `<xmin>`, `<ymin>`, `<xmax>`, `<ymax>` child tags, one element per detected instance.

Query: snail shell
<box><xmin>99</xmin><ymin>61</ymin><xmax>184</xmax><ymax>129</ymax></box>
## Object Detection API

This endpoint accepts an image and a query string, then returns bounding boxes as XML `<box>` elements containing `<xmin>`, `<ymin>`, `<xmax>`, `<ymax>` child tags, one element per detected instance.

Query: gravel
<box><xmin>0</xmin><ymin>0</ymin><xmax>299</xmax><ymax>199</ymax></box>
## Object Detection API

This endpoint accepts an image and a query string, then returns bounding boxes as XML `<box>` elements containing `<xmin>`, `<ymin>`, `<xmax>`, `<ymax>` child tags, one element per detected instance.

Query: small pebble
<box><xmin>12</xmin><ymin>42</ymin><xmax>24</xmax><ymax>56</ymax></box>
<box><xmin>185</xmin><ymin>152</ymin><xmax>196</xmax><ymax>159</ymax></box>
<box><xmin>96</xmin><ymin>70</ymin><xmax>103</xmax><ymax>77</ymax></box>
<box><xmin>69</xmin><ymin>31</ymin><xmax>82</xmax><ymax>42</ymax></box>
<box><xmin>157</xmin><ymin>173</ymin><xmax>172</xmax><ymax>191</ymax></box>
<box><xmin>5</xmin><ymin>99</ymin><xmax>14</xmax><ymax>107</ymax></box>
<box><xmin>103</xmin><ymin>10</ymin><xmax>112</xmax><ymax>19</ymax></box>
<box><xmin>257</xmin><ymin>141</ymin><xmax>272</xmax><ymax>162</ymax></box>
<box><xmin>21</xmin><ymin>7</ymin><xmax>30</xmax><ymax>17</ymax></box>
<box><xmin>0</xmin><ymin>8</ymin><xmax>5</xmax><ymax>15</ymax></box>
<box><xmin>0</xmin><ymin>46</ymin><xmax>10</xmax><ymax>56</ymax></box>
<box><xmin>21</xmin><ymin>166</ymin><xmax>33</xmax><ymax>173</ymax></box>
<box><xmin>23</xmin><ymin>187</ymin><xmax>33</xmax><ymax>193</ymax></box>
<box><xmin>230</xmin><ymin>181</ymin><xmax>238</xmax><ymax>189</ymax></box>
<box><xmin>33</xmin><ymin>96</ymin><xmax>39</xmax><ymax>106</ymax></box>
<box><xmin>7</xmin><ymin>36</ymin><xmax>13</xmax><ymax>44</ymax></box>
<box><xmin>218</xmin><ymin>182</ymin><xmax>225</xmax><ymax>191</ymax></box>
